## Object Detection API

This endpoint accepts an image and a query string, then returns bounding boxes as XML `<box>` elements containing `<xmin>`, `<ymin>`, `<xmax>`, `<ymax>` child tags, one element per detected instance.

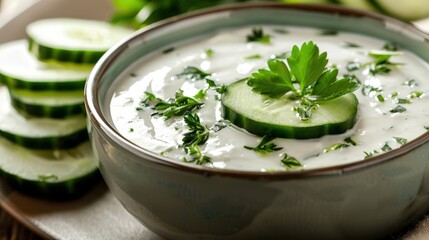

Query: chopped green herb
<box><xmin>204</xmin><ymin>48</ymin><xmax>214</xmax><ymax>57</ymax></box>
<box><xmin>141</xmin><ymin>91</ymin><xmax>157</xmax><ymax>106</ymax></box>
<box><xmin>193</xmin><ymin>89</ymin><xmax>207</xmax><ymax>99</ymax></box>
<box><xmin>181</xmin><ymin>112</ymin><xmax>210</xmax><ymax>165</ymax></box>
<box><xmin>246</xmin><ymin>27</ymin><xmax>271</xmax><ymax>44</ymax></box>
<box><xmin>183</xmin><ymin>149</ymin><xmax>211</xmax><ymax>165</ymax></box>
<box><xmin>425</xmin><ymin>126</ymin><xmax>429</xmax><ymax>131</ymax></box>
<box><xmin>345</xmin><ymin>136</ymin><xmax>357</xmax><ymax>146</ymax></box>
<box><xmin>271</xmin><ymin>52</ymin><xmax>290</xmax><ymax>60</ymax></box>
<box><xmin>293</xmin><ymin>98</ymin><xmax>318</xmax><ymax>122</ymax></box>
<box><xmin>160</xmin><ymin>147</ymin><xmax>174</xmax><ymax>156</ymax></box>
<box><xmin>381</xmin><ymin>143</ymin><xmax>392</xmax><ymax>152</ymax></box>
<box><xmin>394</xmin><ymin>137</ymin><xmax>407</xmax><ymax>145</ymax></box>
<box><xmin>129</xmin><ymin>128</ymin><xmax>134</xmax><ymax>132</ymax></box>
<box><xmin>273</xmin><ymin>28</ymin><xmax>289</xmax><ymax>34</ymax></box>
<box><xmin>390</xmin><ymin>91</ymin><xmax>399</xmax><ymax>98</ymax></box>
<box><xmin>211</xmin><ymin>120</ymin><xmax>229</xmax><ymax>132</ymax></box>
<box><xmin>383</xmin><ymin>42</ymin><xmax>399</xmax><ymax>51</ymax></box>
<box><xmin>281</xmin><ymin>154</ymin><xmax>302</xmax><ymax>169</ymax></box>
<box><xmin>130</xmin><ymin>72</ymin><xmax>138</xmax><ymax>77</ymax></box>
<box><xmin>396</xmin><ymin>98</ymin><xmax>411</xmax><ymax>104</ymax></box>
<box><xmin>215</xmin><ymin>84</ymin><xmax>227</xmax><ymax>94</ymax></box>
<box><xmin>244</xmin><ymin>135</ymin><xmax>282</xmax><ymax>154</ymax></box>
<box><xmin>361</xmin><ymin>85</ymin><xmax>382</xmax><ymax>96</ymax></box>
<box><xmin>319</xmin><ymin>29</ymin><xmax>338</xmax><ymax>36</ymax></box>
<box><xmin>135</xmin><ymin>107</ymin><xmax>144</xmax><ymax>111</ymax></box>
<box><xmin>346</xmin><ymin>61</ymin><xmax>361</xmax><ymax>72</ymax></box>
<box><xmin>343</xmin><ymin>42</ymin><xmax>361</xmax><ymax>48</ymax></box>
<box><xmin>193</xmin><ymin>79</ymin><xmax>226</xmax><ymax>100</ymax></box>
<box><xmin>150</xmin><ymin>90</ymin><xmax>204</xmax><ymax>119</ymax></box>
<box><xmin>376</xmin><ymin>94</ymin><xmax>385</xmax><ymax>102</ymax></box>
<box><xmin>162</xmin><ymin>47</ymin><xmax>175</xmax><ymax>54</ymax></box>
<box><xmin>409</xmin><ymin>91</ymin><xmax>424</xmax><ymax>99</ymax></box>
<box><xmin>389</xmin><ymin>105</ymin><xmax>406</xmax><ymax>113</ymax></box>
<box><xmin>324</xmin><ymin>136</ymin><xmax>357</xmax><ymax>153</ymax></box>
<box><xmin>404</xmin><ymin>79</ymin><xmax>417</xmax><ymax>87</ymax></box>
<box><xmin>364</xmin><ymin>150</ymin><xmax>379</xmax><ymax>159</ymax></box>
<box><xmin>247</xmin><ymin>41</ymin><xmax>359</xmax><ymax>121</ymax></box>
<box><xmin>245</xmin><ymin>54</ymin><xmax>263</xmax><ymax>60</ymax></box>
<box><xmin>368</xmin><ymin>50</ymin><xmax>403</xmax><ymax>76</ymax></box>
<box><xmin>177</xmin><ymin>66</ymin><xmax>211</xmax><ymax>81</ymax></box>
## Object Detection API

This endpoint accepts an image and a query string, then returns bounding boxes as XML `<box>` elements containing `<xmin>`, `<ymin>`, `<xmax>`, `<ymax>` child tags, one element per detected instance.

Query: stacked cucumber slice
<box><xmin>0</xmin><ymin>18</ymin><xmax>132</xmax><ymax>198</ymax></box>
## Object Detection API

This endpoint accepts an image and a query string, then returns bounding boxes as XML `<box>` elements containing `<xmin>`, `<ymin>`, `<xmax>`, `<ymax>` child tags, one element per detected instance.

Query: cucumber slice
<box><xmin>9</xmin><ymin>89</ymin><xmax>84</xmax><ymax>118</ymax></box>
<box><xmin>221</xmin><ymin>80</ymin><xmax>358</xmax><ymax>139</ymax></box>
<box><xmin>0</xmin><ymin>87</ymin><xmax>87</xmax><ymax>149</ymax></box>
<box><xmin>0</xmin><ymin>40</ymin><xmax>91</xmax><ymax>91</ymax></box>
<box><xmin>27</xmin><ymin>18</ymin><xmax>133</xmax><ymax>64</ymax></box>
<box><xmin>337</xmin><ymin>0</ymin><xmax>376</xmax><ymax>11</ymax></box>
<box><xmin>367</xmin><ymin>0</ymin><xmax>429</xmax><ymax>20</ymax></box>
<box><xmin>0</xmin><ymin>138</ymin><xmax>99</xmax><ymax>198</ymax></box>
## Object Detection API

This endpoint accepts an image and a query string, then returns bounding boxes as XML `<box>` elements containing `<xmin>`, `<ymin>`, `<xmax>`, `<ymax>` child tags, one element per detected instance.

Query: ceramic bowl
<box><xmin>85</xmin><ymin>3</ymin><xmax>429</xmax><ymax>239</ymax></box>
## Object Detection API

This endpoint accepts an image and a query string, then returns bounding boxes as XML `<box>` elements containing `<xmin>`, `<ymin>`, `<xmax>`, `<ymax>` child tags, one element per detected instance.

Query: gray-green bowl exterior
<box><xmin>85</xmin><ymin>3</ymin><xmax>429</xmax><ymax>239</ymax></box>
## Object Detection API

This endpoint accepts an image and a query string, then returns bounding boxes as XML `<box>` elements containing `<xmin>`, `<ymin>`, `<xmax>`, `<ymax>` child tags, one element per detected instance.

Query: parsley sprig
<box><xmin>368</xmin><ymin>50</ymin><xmax>403</xmax><ymax>75</ymax></box>
<box><xmin>143</xmin><ymin>90</ymin><xmax>203</xmax><ymax>119</ymax></box>
<box><xmin>247</xmin><ymin>27</ymin><xmax>271</xmax><ymax>44</ymax></box>
<box><xmin>281</xmin><ymin>154</ymin><xmax>303</xmax><ymax>169</ymax></box>
<box><xmin>247</xmin><ymin>41</ymin><xmax>359</xmax><ymax>121</ymax></box>
<box><xmin>182</xmin><ymin>112</ymin><xmax>211</xmax><ymax>165</ymax></box>
<box><xmin>244</xmin><ymin>135</ymin><xmax>282</xmax><ymax>154</ymax></box>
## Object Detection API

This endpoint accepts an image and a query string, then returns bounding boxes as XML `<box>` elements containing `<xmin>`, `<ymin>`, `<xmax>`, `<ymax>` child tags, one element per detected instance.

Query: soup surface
<box><xmin>109</xmin><ymin>25</ymin><xmax>429</xmax><ymax>171</ymax></box>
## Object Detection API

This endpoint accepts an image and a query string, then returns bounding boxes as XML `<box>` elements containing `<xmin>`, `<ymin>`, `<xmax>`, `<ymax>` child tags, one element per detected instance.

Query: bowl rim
<box><xmin>85</xmin><ymin>2</ymin><xmax>429</xmax><ymax>179</ymax></box>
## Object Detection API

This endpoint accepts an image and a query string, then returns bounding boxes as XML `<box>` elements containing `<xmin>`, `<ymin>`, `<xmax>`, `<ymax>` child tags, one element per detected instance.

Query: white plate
<box><xmin>0</xmin><ymin>0</ymin><xmax>160</xmax><ymax>239</ymax></box>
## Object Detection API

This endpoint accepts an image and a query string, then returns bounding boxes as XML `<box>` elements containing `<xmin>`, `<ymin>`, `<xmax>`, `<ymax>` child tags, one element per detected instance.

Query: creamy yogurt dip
<box><xmin>109</xmin><ymin>25</ymin><xmax>429</xmax><ymax>171</ymax></box>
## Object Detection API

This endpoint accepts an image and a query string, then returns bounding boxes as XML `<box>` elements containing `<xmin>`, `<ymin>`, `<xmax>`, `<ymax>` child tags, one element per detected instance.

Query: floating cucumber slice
<box><xmin>221</xmin><ymin>80</ymin><xmax>358</xmax><ymax>139</ymax></box>
<box><xmin>27</xmin><ymin>18</ymin><xmax>133</xmax><ymax>64</ymax></box>
<box><xmin>0</xmin><ymin>138</ymin><xmax>99</xmax><ymax>198</ymax></box>
<box><xmin>0</xmin><ymin>87</ymin><xmax>87</xmax><ymax>149</ymax></box>
<box><xmin>9</xmin><ymin>89</ymin><xmax>84</xmax><ymax>119</ymax></box>
<box><xmin>0</xmin><ymin>40</ymin><xmax>91</xmax><ymax>91</ymax></box>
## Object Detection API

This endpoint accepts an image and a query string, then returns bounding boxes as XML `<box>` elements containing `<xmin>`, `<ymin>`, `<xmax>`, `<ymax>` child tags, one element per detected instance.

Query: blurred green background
<box><xmin>110</xmin><ymin>0</ymin><xmax>429</xmax><ymax>29</ymax></box>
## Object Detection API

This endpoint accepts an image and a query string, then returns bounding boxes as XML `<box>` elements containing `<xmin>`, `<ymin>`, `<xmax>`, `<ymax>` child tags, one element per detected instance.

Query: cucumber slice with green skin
<box><xmin>337</xmin><ymin>0</ymin><xmax>376</xmax><ymax>11</ymax></box>
<box><xmin>0</xmin><ymin>87</ymin><xmax>88</xmax><ymax>149</ymax></box>
<box><xmin>26</xmin><ymin>18</ymin><xmax>133</xmax><ymax>64</ymax></box>
<box><xmin>0</xmin><ymin>40</ymin><xmax>91</xmax><ymax>91</ymax></box>
<box><xmin>221</xmin><ymin>80</ymin><xmax>359</xmax><ymax>139</ymax></box>
<box><xmin>9</xmin><ymin>89</ymin><xmax>84</xmax><ymax>118</ymax></box>
<box><xmin>0</xmin><ymin>139</ymin><xmax>99</xmax><ymax>199</ymax></box>
<box><xmin>367</xmin><ymin>0</ymin><xmax>429</xmax><ymax>21</ymax></box>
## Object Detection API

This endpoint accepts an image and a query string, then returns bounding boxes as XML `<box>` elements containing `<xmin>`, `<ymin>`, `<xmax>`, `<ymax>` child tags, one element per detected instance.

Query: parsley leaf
<box><xmin>247</xmin><ymin>59</ymin><xmax>295</xmax><ymax>98</ymax></box>
<box><xmin>381</xmin><ymin>143</ymin><xmax>392</xmax><ymax>152</ymax></box>
<box><xmin>368</xmin><ymin>50</ymin><xmax>404</xmax><ymax>76</ymax></box>
<box><xmin>247</xmin><ymin>27</ymin><xmax>271</xmax><ymax>44</ymax></box>
<box><xmin>177</xmin><ymin>66</ymin><xmax>211</xmax><ymax>81</ymax></box>
<box><xmin>281</xmin><ymin>154</ymin><xmax>302</xmax><ymax>169</ymax></box>
<box><xmin>244</xmin><ymin>135</ymin><xmax>283</xmax><ymax>154</ymax></box>
<box><xmin>181</xmin><ymin>112</ymin><xmax>211</xmax><ymax>165</ymax></box>
<box><xmin>148</xmin><ymin>90</ymin><xmax>204</xmax><ymax>119</ymax></box>
<box><xmin>394</xmin><ymin>137</ymin><xmax>407</xmax><ymax>145</ymax></box>
<box><xmin>288</xmin><ymin>41</ymin><xmax>328</xmax><ymax>94</ymax></box>
<box><xmin>323</xmin><ymin>136</ymin><xmax>357</xmax><ymax>153</ymax></box>
<box><xmin>389</xmin><ymin>105</ymin><xmax>406</xmax><ymax>113</ymax></box>
<box><xmin>182</xmin><ymin>112</ymin><xmax>209</xmax><ymax>147</ymax></box>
